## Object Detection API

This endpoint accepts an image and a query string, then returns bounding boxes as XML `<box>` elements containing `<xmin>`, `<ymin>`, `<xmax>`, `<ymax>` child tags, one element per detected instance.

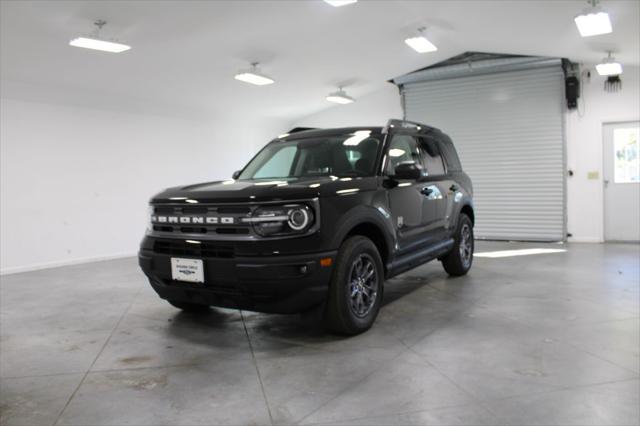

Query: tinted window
<box><xmin>239</xmin><ymin>131</ymin><xmax>381</xmax><ymax>179</ymax></box>
<box><xmin>438</xmin><ymin>138</ymin><xmax>462</xmax><ymax>172</ymax></box>
<box><xmin>253</xmin><ymin>145</ymin><xmax>297</xmax><ymax>178</ymax></box>
<box><xmin>385</xmin><ymin>135</ymin><xmax>422</xmax><ymax>175</ymax></box>
<box><xmin>419</xmin><ymin>137</ymin><xmax>446</xmax><ymax>176</ymax></box>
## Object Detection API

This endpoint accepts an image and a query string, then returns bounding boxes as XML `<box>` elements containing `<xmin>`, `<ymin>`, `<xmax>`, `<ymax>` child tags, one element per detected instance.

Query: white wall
<box><xmin>0</xmin><ymin>94</ymin><xmax>285</xmax><ymax>274</ymax></box>
<box><xmin>293</xmin><ymin>84</ymin><xmax>402</xmax><ymax>128</ymax></box>
<box><xmin>566</xmin><ymin>66</ymin><xmax>640</xmax><ymax>242</ymax></box>
<box><xmin>295</xmin><ymin>67</ymin><xmax>640</xmax><ymax>243</ymax></box>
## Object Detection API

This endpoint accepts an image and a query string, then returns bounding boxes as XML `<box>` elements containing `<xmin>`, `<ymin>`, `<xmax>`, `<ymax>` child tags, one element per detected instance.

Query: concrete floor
<box><xmin>0</xmin><ymin>241</ymin><xmax>638</xmax><ymax>426</ymax></box>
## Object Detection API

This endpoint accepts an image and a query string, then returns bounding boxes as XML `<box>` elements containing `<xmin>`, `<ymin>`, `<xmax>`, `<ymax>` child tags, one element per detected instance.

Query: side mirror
<box><xmin>232</xmin><ymin>170</ymin><xmax>241</xmax><ymax>180</ymax></box>
<box><xmin>393</xmin><ymin>162</ymin><xmax>423</xmax><ymax>180</ymax></box>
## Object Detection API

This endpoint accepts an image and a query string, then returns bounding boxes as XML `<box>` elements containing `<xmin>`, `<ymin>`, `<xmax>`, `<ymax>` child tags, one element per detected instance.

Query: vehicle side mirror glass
<box><xmin>232</xmin><ymin>170</ymin><xmax>241</xmax><ymax>179</ymax></box>
<box><xmin>393</xmin><ymin>162</ymin><xmax>423</xmax><ymax>180</ymax></box>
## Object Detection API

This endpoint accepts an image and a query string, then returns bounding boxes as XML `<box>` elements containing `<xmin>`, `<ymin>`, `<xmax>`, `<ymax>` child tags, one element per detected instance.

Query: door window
<box><xmin>613</xmin><ymin>127</ymin><xmax>639</xmax><ymax>183</ymax></box>
<box><xmin>419</xmin><ymin>138</ymin><xmax>446</xmax><ymax>176</ymax></box>
<box><xmin>385</xmin><ymin>135</ymin><xmax>421</xmax><ymax>175</ymax></box>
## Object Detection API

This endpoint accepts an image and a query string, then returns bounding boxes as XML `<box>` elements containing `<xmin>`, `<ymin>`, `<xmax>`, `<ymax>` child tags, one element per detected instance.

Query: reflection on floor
<box><xmin>1</xmin><ymin>241</ymin><xmax>638</xmax><ymax>426</ymax></box>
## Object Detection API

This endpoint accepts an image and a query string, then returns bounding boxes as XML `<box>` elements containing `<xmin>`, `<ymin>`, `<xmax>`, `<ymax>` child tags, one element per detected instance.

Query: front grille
<box><xmin>153</xmin><ymin>240</ymin><xmax>235</xmax><ymax>258</ymax></box>
<box><xmin>151</xmin><ymin>203</ymin><xmax>254</xmax><ymax>237</ymax></box>
<box><xmin>217</xmin><ymin>207</ymin><xmax>251</xmax><ymax>214</ymax></box>
<box><xmin>152</xmin><ymin>226</ymin><xmax>250</xmax><ymax>235</ymax></box>
<box><xmin>216</xmin><ymin>228</ymin><xmax>249</xmax><ymax>235</ymax></box>
<box><xmin>181</xmin><ymin>206</ymin><xmax>209</xmax><ymax>215</ymax></box>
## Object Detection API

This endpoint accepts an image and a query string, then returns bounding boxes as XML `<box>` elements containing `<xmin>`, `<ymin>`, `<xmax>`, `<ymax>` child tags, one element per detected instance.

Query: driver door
<box><xmin>384</xmin><ymin>135</ymin><xmax>430</xmax><ymax>255</ymax></box>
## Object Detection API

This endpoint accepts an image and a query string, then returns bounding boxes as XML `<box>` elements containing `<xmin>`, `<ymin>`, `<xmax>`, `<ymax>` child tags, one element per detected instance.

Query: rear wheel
<box><xmin>325</xmin><ymin>236</ymin><xmax>384</xmax><ymax>335</ymax></box>
<box><xmin>168</xmin><ymin>300</ymin><xmax>210</xmax><ymax>313</ymax></box>
<box><xmin>441</xmin><ymin>214</ymin><xmax>474</xmax><ymax>276</ymax></box>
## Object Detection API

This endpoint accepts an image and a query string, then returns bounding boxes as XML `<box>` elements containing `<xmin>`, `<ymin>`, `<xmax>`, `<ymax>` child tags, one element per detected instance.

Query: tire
<box><xmin>325</xmin><ymin>236</ymin><xmax>384</xmax><ymax>335</ymax></box>
<box><xmin>441</xmin><ymin>213</ymin><xmax>474</xmax><ymax>276</ymax></box>
<box><xmin>168</xmin><ymin>300</ymin><xmax>210</xmax><ymax>313</ymax></box>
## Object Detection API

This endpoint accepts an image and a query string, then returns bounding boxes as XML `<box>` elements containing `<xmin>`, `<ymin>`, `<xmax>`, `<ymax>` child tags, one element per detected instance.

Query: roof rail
<box><xmin>382</xmin><ymin>119</ymin><xmax>437</xmax><ymax>134</ymax></box>
<box><xmin>288</xmin><ymin>127</ymin><xmax>318</xmax><ymax>134</ymax></box>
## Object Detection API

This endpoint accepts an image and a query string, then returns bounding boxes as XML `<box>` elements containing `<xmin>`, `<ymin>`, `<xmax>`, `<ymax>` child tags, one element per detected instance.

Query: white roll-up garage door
<box><xmin>401</xmin><ymin>63</ymin><xmax>566</xmax><ymax>241</ymax></box>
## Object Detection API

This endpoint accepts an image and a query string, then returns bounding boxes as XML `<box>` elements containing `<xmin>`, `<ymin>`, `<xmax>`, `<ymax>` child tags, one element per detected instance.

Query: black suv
<box><xmin>139</xmin><ymin>119</ymin><xmax>474</xmax><ymax>335</ymax></box>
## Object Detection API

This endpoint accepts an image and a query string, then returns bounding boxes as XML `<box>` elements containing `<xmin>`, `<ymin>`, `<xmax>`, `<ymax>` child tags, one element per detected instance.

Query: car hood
<box><xmin>151</xmin><ymin>176</ymin><xmax>379</xmax><ymax>203</ymax></box>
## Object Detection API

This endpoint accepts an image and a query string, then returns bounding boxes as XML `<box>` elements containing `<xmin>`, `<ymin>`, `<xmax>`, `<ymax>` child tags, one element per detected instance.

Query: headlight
<box><xmin>245</xmin><ymin>204</ymin><xmax>315</xmax><ymax>237</ymax></box>
<box><xmin>147</xmin><ymin>205</ymin><xmax>154</xmax><ymax>232</ymax></box>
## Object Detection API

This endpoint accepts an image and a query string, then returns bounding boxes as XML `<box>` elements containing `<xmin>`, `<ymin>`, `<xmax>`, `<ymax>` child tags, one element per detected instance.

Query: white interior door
<box><xmin>603</xmin><ymin>122</ymin><xmax>640</xmax><ymax>242</ymax></box>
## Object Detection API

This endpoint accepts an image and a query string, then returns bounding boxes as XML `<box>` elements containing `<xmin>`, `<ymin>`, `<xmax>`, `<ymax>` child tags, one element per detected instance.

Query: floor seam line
<box><xmin>293</xmin><ymin>298</ymin><xmax>474</xmax><ymax>424</ymax></box>
<box><xmin>240</xmin><ymin>310</ymin><xmax>275</xmax><ymax>426</ymax></box>
<box><xmin>51</xmin><ymin>288</ymin><xmax>142</xmax><ymax>426</ymax></box>
<box><xmin>294</xmin><ymin>327</ymin><xmax>424</xmax><ymax>425</ymax></box>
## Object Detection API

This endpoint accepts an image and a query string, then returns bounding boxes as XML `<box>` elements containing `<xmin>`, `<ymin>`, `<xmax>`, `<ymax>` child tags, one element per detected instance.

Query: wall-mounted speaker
<box><xmin>565</xmin><ymin>76</ymin><xmax>579</xmax><ymax>109</ymax></box>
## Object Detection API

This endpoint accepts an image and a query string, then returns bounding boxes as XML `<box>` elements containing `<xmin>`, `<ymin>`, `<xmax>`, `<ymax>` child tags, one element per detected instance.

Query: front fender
<box><xmin>329</xmin><ymin>203</ymin><xmax>396</xmax><ymax>263</ymax></box>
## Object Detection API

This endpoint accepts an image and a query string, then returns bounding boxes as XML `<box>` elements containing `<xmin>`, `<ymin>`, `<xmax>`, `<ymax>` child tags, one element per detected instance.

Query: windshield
<box><xmin>238</xmin><ymin>131</ymin><xmax>382</xmax><ymax>180</ymax></box>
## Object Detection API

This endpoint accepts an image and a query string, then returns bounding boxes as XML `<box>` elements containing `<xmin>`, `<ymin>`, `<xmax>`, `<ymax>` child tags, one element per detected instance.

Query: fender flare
<box><xmin>329</xmin><ymin>205</ymin><xmax>396</xmax><ymax>263</ymax></box>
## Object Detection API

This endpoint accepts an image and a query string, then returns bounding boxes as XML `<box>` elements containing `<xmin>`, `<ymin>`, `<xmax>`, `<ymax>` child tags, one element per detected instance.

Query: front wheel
<box><xmin>441</xmin><ymin>214</ymin><xmax>474</xmax><ymax>276</ymax></box>
<box><xmin>325</xmin><ymin>236</ymin><xmax>384</xmax><ymax>335</ymax></box>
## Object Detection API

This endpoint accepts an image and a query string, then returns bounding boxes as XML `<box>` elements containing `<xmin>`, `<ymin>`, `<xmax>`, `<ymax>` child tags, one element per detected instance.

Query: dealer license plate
<box><xmin>170</xmin><ymin>258</ymin><xmax>204</xmax><ymax>283</ymax></box>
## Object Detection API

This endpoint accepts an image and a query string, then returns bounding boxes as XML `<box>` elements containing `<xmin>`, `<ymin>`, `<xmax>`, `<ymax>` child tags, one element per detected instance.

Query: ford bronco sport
<box><xmin>139</xmin><ymin>119</ymin><xmax>474</xmax><ymax>335</ymax></box>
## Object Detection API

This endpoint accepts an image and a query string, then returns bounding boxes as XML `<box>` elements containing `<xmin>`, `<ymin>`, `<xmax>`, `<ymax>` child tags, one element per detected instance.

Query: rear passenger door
<box><xmin>418</xmin><ymin>136</ymin><xmax>454</xmax><ymax>238</ymax></box>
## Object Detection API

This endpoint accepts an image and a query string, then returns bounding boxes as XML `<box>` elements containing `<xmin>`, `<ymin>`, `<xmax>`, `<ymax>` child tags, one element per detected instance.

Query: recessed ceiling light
<box><xmin>405</xmin><ymin>28</ymin><xmax>437</xmax><ymax>53</ymax></box>
<box><xmin>69</xmin><ymin>20</ymin><xmax>131</xmax><ymax>53</ymax></box>
<box><xmin>323</xmin><ymin>0</ymin><xmax>357</xmax><ymax>7</ymax></box>
<box><xmin>574</xmin><ymin>0</ymin><xmax>612</xmax><ymax>37</ymax></box>
<box><xmin>234</xmin><ymin>63</ymin><xmax>274</xmax><ymax>86</ymax></box>
<box><xmin>596</xmin><ymin>52</ymin><xmax>623</xmax><ymax>76</ymax></box>
<box><xmin>326</xmin><ymin>88</ymin><xmax>355</xmax><ymax>104</ymax></box>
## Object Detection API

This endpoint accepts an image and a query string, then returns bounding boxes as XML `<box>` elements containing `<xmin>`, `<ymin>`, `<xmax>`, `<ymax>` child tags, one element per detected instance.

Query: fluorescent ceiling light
<box><xmin>596</xmin><ymin>53</ymin><xmax>623</xmax><ymax>76</ymax></box>
<box><xmin>324</xmin><ymin>0</ymin><xmax>357</xmax><ymax>6</ymax></box>
<box><xmin>69</xmin><ymin>20</ymin><xmax>130</xmax><ymax>53</ymax></box>
<box><xmin>596</xmin><ymin>61</ymin><xmax>622</xmax><ymax>76</ymax></box>
<box><xmin>326</xmin><ymin>88</ymin><xmax>354</xmax><ymax>104</ymax></box>
<box><xmin>69</xmin><ymin>37</ymin><xmax>131</xmax><ymax>53</ymax></box>
<box><xmin>405</xmin><ymin>36</ymin><xmax>437</xmax><ymax>53</ymax></box>
<box><xmin>405</xmin><ymin>28</ymin><xmax>437</xmax><ymax>53</ymax></box>
<box><xmin>574</xmin><ymin>9</ymin><xmax>612</xmax><ymax>37</ymax></box>
<box><xmin>234</xmin><ymin>63</ymin><xmax>274</xmax><ymax>86</ymax></box>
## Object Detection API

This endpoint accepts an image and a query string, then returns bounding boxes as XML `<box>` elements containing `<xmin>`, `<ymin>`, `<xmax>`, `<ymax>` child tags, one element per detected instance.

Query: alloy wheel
<box><xmin>348</xmin><ymin>253</ymin><xmax>378</xmax><ymax>318</ymax></box>
<box><xmin>459</xmin><ymin>223</ymin><xmax>473</xmax><ymax>268</ymax></box>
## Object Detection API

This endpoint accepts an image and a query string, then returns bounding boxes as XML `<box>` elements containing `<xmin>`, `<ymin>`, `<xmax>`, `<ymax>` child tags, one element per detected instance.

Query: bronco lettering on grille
<box><xmin>151</xmin><ymin>216</ymin><xmax>235</xmax><ymax>225</ymax></box>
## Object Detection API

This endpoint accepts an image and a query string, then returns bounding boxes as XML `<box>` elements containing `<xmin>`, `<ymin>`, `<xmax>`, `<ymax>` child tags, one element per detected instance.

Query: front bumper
<box><xmin>138</xmin><ymin>238</ymin><xmax>336</xmax><ymax>314</ymax></box>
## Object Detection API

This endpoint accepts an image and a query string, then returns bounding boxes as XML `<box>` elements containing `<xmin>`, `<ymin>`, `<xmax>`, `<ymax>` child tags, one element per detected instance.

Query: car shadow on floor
<box><xmin>163</xmin><ymin>270</ymin><xmax>462</xmax><ymax>346</ymax></box>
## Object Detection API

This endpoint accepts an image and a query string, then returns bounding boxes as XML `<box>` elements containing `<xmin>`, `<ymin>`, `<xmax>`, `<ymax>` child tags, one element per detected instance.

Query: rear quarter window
<box><xmin>438</xmin><ymin>139</ymin><xmax>462</xmax><ymax>172</ymax></box>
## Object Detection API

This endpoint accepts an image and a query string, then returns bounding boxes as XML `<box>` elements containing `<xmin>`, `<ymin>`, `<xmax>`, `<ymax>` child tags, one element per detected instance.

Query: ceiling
<box><xmin>1</xmin><ymin>0</ymin><xmax>638</xmax><ymax>122</ymax></box>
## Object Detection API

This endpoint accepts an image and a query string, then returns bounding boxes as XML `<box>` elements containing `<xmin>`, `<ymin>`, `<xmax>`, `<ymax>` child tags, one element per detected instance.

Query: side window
<box><xmin>419</xmin><ymin>137</ymin><xmax>446</xmax><ymax>176</ymax></box>
<box><xmin>438</xmin><ymin>139</ymin><xmax>462</xmax><ymax>172</ymax></box>
<box><xmin>385</xmin><ymin>135</ymin><xmax>421</xmax><ymax>175</ymax></box>
<box><xmin>253</xmin><ymin>145</ymin><xmax>297</xmax><ymax>178</ymax></box>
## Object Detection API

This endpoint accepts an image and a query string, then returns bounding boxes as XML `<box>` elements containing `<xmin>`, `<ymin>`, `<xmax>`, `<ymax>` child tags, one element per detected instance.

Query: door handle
<box><xmin>421</xmin><ymin>187</ymin><xmax>433</xmax><ymax>196</ymax></box>
<box><xmin>449</xmin><ymin>184</ymin><xmax>459</xmax><ymax>192</ymax></box>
